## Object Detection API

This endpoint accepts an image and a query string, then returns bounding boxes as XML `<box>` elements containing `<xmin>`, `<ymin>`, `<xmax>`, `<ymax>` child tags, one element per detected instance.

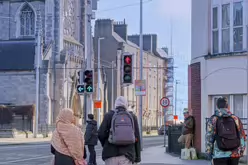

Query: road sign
<box><xmin>160</xmin><ymin>97</ymin><xmax>170</xmax><ymax>108</ymax></box>
<box><xmin>135</xmin><ymin>80</ymin><xmax>146</xmax><ymax>96</ymax></box>
<box><xmin>94</xmin><ymin>100</ymin><xmax>102</xmax><ymax>109</ymax></box>
<box><xmin>77</xmin><ymin>84</ymin><xmax>85</xmax><ymax>94</ymax></box>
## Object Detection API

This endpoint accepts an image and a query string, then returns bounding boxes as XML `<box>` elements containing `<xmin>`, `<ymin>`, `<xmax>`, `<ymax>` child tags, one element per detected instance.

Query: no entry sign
<box><xmin>160</xmin><ymin>97</ymin><xmax>170</xmax><ymax>108</ymax></box>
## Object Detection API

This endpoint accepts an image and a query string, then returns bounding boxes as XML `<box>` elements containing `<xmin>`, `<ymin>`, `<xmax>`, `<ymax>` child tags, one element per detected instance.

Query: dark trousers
<box><xmin>88</xmin><ymin>145</ymin><xmax>96</xmax><ymax>165</ymax></box>
<box><xmin>213</xmin><ymin>158</ymin><xmax>239</xmax><ymax>165</ymax></box>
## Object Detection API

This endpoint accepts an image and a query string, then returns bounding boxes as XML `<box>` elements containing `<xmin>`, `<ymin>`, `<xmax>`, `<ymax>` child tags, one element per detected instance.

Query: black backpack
<box><xmin>214</xmin><ymin>115</ymin><xmax>240</xmax><ymax>151</ymax></box>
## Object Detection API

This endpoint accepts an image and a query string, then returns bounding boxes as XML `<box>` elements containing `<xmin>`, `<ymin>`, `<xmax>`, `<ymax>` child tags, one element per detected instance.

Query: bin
<box><xmin>167</xmin><ymin>125</ymin><xmax>183</xmax><ymax>155</ymax></box>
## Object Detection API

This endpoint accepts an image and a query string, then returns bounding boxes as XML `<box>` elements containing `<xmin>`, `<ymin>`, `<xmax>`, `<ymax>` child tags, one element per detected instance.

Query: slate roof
<box><xmin>0</xmin><ymin>39</ymin><xmax>36</xmax><ymax>71</ymax></box>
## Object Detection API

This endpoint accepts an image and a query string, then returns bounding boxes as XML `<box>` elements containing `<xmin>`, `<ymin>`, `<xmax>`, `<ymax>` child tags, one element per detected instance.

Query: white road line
<box><xmin>0</xmin><ymin>144</ymin><xmax>49</xmax><ymax>150</ymax></box>
<box><xmin>0</xmin><ymin>155</ymin><xmax>52</xmax><ymax>164</ymax></box>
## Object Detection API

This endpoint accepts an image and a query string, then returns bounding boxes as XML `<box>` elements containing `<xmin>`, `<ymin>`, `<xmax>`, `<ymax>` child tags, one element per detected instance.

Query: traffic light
<box><xmin>77</xmin><ymin>71</ymin><xmax>81</xmax><ymax>84</ymax></box>
<box><xmin>84</xmin><ymin>69</ymin><xmax>94</xmax><ymax>93</ymax></box>
<box><xmin>122</xmin><ymin>54</ymin><xmax>133</xmax><ymax>84</ymax></box>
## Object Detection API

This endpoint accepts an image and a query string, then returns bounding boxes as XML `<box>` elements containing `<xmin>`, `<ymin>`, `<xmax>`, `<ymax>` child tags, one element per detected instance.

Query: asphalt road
<box><xmin>0</xmin><ymin>136</ymin><xmax>166</xmax><ymax>165</ymax></box>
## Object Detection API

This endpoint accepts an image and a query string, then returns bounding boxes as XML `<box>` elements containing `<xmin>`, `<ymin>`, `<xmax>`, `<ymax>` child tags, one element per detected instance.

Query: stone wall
<box><xmin>0</xmin><ymin>71</ymin><xmax>50</xmax><ymax>125</ymax></box>
<box><xmin>0</xmin><ymin>1</ymin><xmax>45</xmax><ymax>40</ymax></box>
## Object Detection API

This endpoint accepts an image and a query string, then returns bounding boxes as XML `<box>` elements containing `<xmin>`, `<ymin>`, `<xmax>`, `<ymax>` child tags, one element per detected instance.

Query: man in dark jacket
<box><xmin>98</xmin><ymin>96</ymin><xmax>141</xmax><ymax>165</ymax></box>
<box><xmin>85</xmin><ymin>114</ymin><xmax>98</xmax><ymax>165</ymax></box>
<box><xmin>178</xmin><ymin>109</ymin><xmax>195</xmax><ymax>148</ymax></box>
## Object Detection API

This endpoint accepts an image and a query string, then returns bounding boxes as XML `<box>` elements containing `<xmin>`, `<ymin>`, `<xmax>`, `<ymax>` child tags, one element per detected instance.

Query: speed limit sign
<box><xmin>160</xmin><ymin>97</ymin><xmax>170</xmax><ymax>108</ymax></box>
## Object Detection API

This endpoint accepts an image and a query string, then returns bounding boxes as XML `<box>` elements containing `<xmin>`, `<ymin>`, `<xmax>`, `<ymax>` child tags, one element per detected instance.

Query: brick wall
<box><xmin>188</xmin><ymin>62</ymin><xmax>201</xmax><ymax>152</ymax></box>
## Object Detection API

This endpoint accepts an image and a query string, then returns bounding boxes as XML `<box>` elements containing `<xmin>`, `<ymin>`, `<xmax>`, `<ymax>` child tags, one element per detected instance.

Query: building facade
<box><xmin>94</xmin><ymin>19</ymin><xmax>167</xmax><ymax>128</ymax></box>
<box><xmin>0</xmin><ymin>0</ymin><xmax>95</xmax><ymax>131</ymax></box>
<box><xmin>190</xmin><ymin>0</ymin><xmax>247</xmax><ymax>154</ymax></box>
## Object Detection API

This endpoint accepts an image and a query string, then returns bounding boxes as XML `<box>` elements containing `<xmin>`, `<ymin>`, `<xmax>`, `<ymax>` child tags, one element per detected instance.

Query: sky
<box><xmin>95</xmin><ymin>0</ymin><xmax>191</xmax><ymax>120</ymax></box>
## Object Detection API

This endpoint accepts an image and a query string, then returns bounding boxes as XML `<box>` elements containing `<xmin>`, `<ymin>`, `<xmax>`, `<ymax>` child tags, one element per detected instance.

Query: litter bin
<box><xmin>167</xmin><ymin>125</ymin><xmax>183</xmax><ymax>155</ymax></box>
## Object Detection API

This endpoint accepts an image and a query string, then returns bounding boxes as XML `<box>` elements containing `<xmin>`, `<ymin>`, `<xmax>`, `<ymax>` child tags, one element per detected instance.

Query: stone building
<box><xmin>94</xmin><ymin>19</ymin><xmax>168</xmax><ymax>128</ymax></box>
<box><xmin>0</xmin><ymin>0</ymin><xmax>90</xmax><ymax>131</ymax></box>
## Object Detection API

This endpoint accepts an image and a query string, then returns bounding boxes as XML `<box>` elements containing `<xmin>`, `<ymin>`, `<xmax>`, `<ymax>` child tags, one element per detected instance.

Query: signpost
<box><xmin>160</xmin><ymin>97</ymin><xmax>170</xmax><ymax>151</ymax></box>
<box><xmin>77</xmin><ymin>84</ymin><xmax>85</xmax><ymax>94</ymax></box>
<box><xmin>135</xmin><ymin>80</ymin><xmax>146</xmax><ymax>96</ymax></box>
<box><xmin>160</xmin><ymin>97</ymin><xmax>170</xmax><ymax>108</ymax></box>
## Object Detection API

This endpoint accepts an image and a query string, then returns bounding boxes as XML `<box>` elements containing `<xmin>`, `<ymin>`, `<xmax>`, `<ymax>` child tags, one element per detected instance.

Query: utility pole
<box><xmin>84</xmin><ymin>0</ymin><xmax>93</xmax><ymax>123</ymax></box>
<box><xmin>97</xmin><ymin>37</ymin><xmax>104</xmax><ymax>128</ymax></box>
<box><xmin>111</xmin><ymin>61</ymin><xmax>115</xmax><ymax>109</ymax></box>
<box><xmin>246</xmin><ymin>49</ymin><xmax>248</xmax><ymax>164</ymax></box>
<box><xmin>34</xmin><ymin>10</ymin><xmax>42</xmax><ymax>138</ymax></box>
<box><xmin>175</xmin><ymin>80</ymin><xmax>179</xmax><ymax>124</ymax></box>
<box><xmin>139</xmin><ymin>0</ymin><xmax>144</xmax><ymax>150</ymax></box>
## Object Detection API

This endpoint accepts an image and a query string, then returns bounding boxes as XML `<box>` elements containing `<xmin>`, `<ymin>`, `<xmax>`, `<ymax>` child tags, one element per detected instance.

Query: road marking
<box><xmin>0</xmin><ymin>144</ymin><xmax>49</xmax><ymax>150</ymax></box>
<box><xmin>0</xmin><ymin>155</ymin><xmax>52</xmax><ymax>164</ymax></box>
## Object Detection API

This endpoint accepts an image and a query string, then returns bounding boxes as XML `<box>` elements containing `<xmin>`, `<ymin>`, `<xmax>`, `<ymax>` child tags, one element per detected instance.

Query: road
<box><xmin>0</xmin><ymin>136</ymin><xmax>166</xmax><ymax>165</ymax></box>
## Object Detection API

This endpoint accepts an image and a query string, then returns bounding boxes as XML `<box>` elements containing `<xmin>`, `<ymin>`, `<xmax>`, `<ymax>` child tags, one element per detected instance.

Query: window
<box><xmin>233</xmin><ymin>2</ymin><xmax>243</xmax><ymax>51</ymax></box>
<box><xmin>20</xmin><ymin>4</ymin><xmax>35</xmax><ymax>36</ymax></box>
<box><xmin>212</xmin><ymin>7</ymin><xmax>219</xmax><ymax>53</ymax></box>
<box><xmin>222</xmin><ymin>4</ymin><xmax>230</xmax><ymax>52</ymax></box>
<box><xmin>233</xmin><ymin>95</ymin><xmax>243</xmax><ymax>118</ymax></box>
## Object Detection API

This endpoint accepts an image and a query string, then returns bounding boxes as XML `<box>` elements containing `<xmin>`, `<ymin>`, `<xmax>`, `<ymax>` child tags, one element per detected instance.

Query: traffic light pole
<box><xmin>84</xmin><ymin>0</ymin><xmax>93</xmax><ymax>122</ymax></box>
<box><xmin>139</xmin><ymin>0</ymin><xmax>144</xmax><ymax>150</ymax></box>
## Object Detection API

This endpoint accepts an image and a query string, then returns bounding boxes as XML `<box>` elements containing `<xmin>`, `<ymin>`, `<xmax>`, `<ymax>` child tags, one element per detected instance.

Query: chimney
<box><xmin>113</xmin><ymin>19</ymin><xmax>128</xmax><ymax>41</ymax></box>
<box><xmin>94</xmin><ymin>19</ymin><xmax>113</xmax><ymax>37</ymax></box>
<box><xmin>128</xmin><ymin>34</ymin><xmax>158</xmax><ymax>54</ymax></box>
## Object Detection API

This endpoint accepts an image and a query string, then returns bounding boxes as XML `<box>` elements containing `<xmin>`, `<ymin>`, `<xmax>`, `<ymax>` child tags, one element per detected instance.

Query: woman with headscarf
<box><xmin>51</xmin><ymin>108</ymin><xmax>87</xmax><ymax>165</ymax></box>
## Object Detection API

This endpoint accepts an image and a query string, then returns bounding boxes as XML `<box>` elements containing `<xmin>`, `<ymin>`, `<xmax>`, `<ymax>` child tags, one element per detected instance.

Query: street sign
<box><xmin>135</xmin><ymin>80</ymin><xmax>146</xmax><ymax>96</ymax></box>
<box><xmin>77</xmin><ymin>84</ymin><xmax>85</xmax><ymax>94</ymax></box>
<box><xmin>160</xmin><ymin>97</ymin><xmax>170</xmax><ymax>108</ymax></box>
<box><xmin>94</xmin><ymin>100</ymin><xmax>102</xmax><ymax>109</ymax></box>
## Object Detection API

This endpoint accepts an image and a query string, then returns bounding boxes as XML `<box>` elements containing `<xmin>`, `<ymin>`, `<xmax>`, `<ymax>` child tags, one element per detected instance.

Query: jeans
<box><xmin>105</xmin><ymin>156</ymin><xmax>132</xmax><ymax>165</ymax></box>
<box><xmin>212</xmin><ymin>158</ymin><xmax>239</xmax><ymax>165</ymax></box>
<box><xmin>88</xmin><ymin>145</ymin><xmax>96</xmax><ymax>165</ymax></box>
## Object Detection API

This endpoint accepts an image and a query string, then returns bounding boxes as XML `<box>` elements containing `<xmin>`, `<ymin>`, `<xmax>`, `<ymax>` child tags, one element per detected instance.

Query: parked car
<box><xmin>157</xmin><ymin>125</ymin><xmax>169</xmax><ymax>135</ymax></box>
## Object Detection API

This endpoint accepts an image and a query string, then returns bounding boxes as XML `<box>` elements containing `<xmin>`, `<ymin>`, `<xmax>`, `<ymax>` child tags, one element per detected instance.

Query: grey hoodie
<box><xmin>114</xmin><ymin>96</ymin><xmax>128</xmax><ymax>110</ymax></box>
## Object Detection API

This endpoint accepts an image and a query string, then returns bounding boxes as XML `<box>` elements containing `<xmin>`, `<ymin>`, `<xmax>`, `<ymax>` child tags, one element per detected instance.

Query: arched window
<box><xmin>20</xmin><ymin>4</ymin><xmax>35</xmax><ymax>36</ymax></box>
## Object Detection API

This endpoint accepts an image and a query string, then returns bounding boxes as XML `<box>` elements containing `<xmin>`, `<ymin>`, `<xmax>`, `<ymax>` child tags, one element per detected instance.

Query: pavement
<box><xmin>0</xmin><ymin>136</ymin><xmax>166</xmax><ymax>165</ymax></box>
<box><xmin>0</xmin><ymin>131</ymin><xmax>158</xmax><ymax>146</ymax></box>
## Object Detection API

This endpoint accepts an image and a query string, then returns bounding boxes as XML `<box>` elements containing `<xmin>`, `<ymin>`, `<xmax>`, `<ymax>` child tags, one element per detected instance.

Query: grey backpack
<box><xmin>108</xmin><ymin>109</ymin><xmax>135</xmax><ymax>145</ymax></box>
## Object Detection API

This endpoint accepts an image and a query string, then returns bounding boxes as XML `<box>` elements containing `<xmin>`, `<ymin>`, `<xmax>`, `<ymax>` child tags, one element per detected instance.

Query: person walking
<box><xmin>51</xmin><ymin>108</ymin><xmax>87</xmax><ymax>165</ymax></box>
<box><xmin>178</xmin><ymin>109</ymin><xmax>195</xmax><ymax>148</ymax></box>
<box><xmin>98</xmin><ymin>96</ymin><xmax>141</xmax><ymax>165</ymax></box>
<box><xmin>85</xmin><ymin>114</ymin><xmax>98</xmax><ymax>165</ymax></box>
<box><xmin>205</xmin><ymin>97</ymin><xmax>246</xmax><ymax>165</ymax></box>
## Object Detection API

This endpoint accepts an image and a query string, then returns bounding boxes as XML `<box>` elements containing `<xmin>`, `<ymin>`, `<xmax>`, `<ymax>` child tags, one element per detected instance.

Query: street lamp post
<box><xmin>97</xmin><ymin>37</ymin><xmax>104</xmax><ymax>128</ymax></box>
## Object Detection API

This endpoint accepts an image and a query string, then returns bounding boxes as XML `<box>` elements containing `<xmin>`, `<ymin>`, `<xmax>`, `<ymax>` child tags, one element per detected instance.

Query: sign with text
<box><xmin>135</xmin><ymin>80</ymin><xmax>146</xmax><ymax>96</ymax></box>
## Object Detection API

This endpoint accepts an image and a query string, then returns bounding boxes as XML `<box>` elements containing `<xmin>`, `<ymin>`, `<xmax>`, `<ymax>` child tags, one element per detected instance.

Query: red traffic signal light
<box><xmin>84</xmin><ymin>70</ymin><xmax>92</xmax><ymax>78</ymax></box>
<box><xmin>124</xmin><ymin>56</ymin><xmax>132</xmax><ymax>64</ymax></box>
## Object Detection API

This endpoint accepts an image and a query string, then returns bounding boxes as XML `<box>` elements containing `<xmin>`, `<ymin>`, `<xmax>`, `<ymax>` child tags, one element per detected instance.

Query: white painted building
<box><xmin>190</xmin><ymin>0</ymin><xmax>248</xmax><ymax>154</ymax></box>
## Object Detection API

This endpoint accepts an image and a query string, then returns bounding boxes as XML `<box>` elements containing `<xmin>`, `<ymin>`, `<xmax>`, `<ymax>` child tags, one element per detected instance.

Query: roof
<box><xmin>0</xmin><ymin>39</ymin><xmax>36</xmax><ymax>71</ymax></box>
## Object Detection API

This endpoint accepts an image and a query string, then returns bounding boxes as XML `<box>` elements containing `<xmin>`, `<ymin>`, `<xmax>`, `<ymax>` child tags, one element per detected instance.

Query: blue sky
<box><xmin>95</xmin><ymin>0</ymin><xmax>191</xmax><ymax>119</ymax></box>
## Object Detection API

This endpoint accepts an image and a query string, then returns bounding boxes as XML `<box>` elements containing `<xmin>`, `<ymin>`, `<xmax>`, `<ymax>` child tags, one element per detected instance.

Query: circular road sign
<box><xmin>160</xmin><ymin>97</ymin><xmax>170</xmax><ymax>108</ymax></box>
